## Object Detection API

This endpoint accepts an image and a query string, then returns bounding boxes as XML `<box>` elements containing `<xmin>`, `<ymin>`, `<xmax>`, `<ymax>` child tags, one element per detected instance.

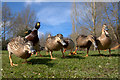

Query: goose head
<box><xmin>55</xmin><ymin>34</ymin><xmax>63</xmax><ymax>39</ymax></box>
<box><xmin>24</xmin><ymin>30</ymin><xmax>32</xmax><ymax>36</ymax></box>
<box><xmin>102</xmin><ymin>24</ymin><xmax>109</xmax><ymax>36</ymax></box>
<box><xmin>88</xmin><ymin>35</ymin><xmax>98</xmax><ymax>49</ymax></box>
<box><xmin>48</xmin><ymin>34</ymin><xmax>51</xmax><ymax>38</ymax></box>
<box><xmin>55</xmin><ymin>34</ymin><xmax>66</xmax><ymax>46</ymax></box>
<box><xmin>35</xmin><ymin>22</ymin><xmax>40</xmax><ymax>30</ymax></box>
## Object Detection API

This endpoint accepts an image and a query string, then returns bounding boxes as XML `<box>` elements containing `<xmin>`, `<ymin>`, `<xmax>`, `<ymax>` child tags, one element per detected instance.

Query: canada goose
<box><xmin>45</xmin><ymin>34</ymin><xmax>66</xmax><ymax>59</ymax></box>
<box><xmin>63</xmin><ymin>38</ymin><xmax>75</xmax><ymax>55</ymax></box>
<box><xmin>7</xmin><ymin>36</ymin><xmax>35</xmax><ymax>67</ymax></box>
<box><xmin>25</xmin><ymin>22</ymin><xmax>42</xmax><ymax>56</ymax></box>
<box><xmin>96</xmin><ymin>24</ymin><xmax>112</xmax><ymax>56</ymax></box>
<box><xmin>73</xmin><ymin>34</ymin><xmax>98</xmax><ymax>57</ymax></box>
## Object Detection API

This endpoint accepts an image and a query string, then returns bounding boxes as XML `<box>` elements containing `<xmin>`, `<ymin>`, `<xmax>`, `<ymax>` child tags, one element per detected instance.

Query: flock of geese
<box><xmin>7</xmin><ymin>22</ymin><xmax>111</xmax><ymax>67</ymax></box>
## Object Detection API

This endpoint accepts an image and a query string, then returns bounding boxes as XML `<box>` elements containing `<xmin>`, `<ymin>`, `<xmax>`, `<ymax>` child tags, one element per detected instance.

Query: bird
<box><xmin>73</xmin><ymin>34</ymin><xmax>98</xmax><ymax>57</ymax></box>
<box><xmin>45</xmin><ymin>34</ymin><xmax>67</xmax><ymax>59</ymax></box>
<box><xmin>7</xmin><ymin>36</ymin><xmax>35</xmax><ymax>67</ymax></box>
<box><xmin>25</xmin><ymin>22</ymin><xmax>42</xmax><ymax>56</ymax></box>
<box><xmin>24</xmin><ymin>30</ymin><xmax>32</xmax><ymax>36</ymax></box>
<box><xmin>96</xmin><ymin>24</ymin><xmax>112</xmax><ymax>56</ymax></box>
<box><xmin>63</xmin><ymin>38</ymin><xmax>75</xmax><ymax>55</ymax></box>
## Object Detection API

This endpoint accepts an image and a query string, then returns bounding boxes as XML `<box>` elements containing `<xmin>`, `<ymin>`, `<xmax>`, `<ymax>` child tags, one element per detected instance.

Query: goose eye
<box><xmin>91</xmin><ymin>37</ymin><xmax>94</xmax><ymax>39</ymax></box>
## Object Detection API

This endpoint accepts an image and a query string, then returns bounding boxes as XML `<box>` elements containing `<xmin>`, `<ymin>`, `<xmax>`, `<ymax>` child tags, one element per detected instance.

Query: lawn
<box><xmin>1</xmin><ymin>49</ymin><xmax>119</xmax><ymax>78</ymax></box>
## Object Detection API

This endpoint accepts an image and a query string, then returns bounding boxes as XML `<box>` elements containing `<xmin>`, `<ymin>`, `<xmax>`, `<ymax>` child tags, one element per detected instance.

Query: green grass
<box><xmin>2</xmin><ymin>49</ymin><xmax>119</xmax><ymax>78</ymax></box>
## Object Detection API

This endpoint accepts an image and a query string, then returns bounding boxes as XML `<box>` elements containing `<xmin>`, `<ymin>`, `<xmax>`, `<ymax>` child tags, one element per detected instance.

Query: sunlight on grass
<box><xmin>2</xmin><ymin>49</ymin><xmax>119</xmax><ymax>78</ymax></box>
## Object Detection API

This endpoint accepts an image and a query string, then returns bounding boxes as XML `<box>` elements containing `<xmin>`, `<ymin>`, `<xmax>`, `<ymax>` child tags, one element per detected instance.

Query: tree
<box><xmin>11</xmin><ymin>5</ymin><xmax>38</xmax><ymax>37</ymax></box>
<box><xmin>70</xmin><ymin>2</ymin><xmax>102</xmax><ymax>50</ymax></box>
<box><xmin>103</xmin><ymin>2</ymin><xmax>120</xmax><ymax>44</ymax></box>
<box><xmin>2</xmin><ymin>3</ymin><xmax>13</xmax><ymax>50</ymax></box>
<box><xmin>2</xmin><ymin>3</ymin><xmax>13</xmax><ymax>41</ymax></box>
<box><xmin>71</xmin><ymin>2</ymin><xmax>120</xmax><ymax>49</ymax></box>
<box><xmin>2</xmin><ymin>4</ymin><xmax>38</xmax><ymax>50</ymax></box>
<box><xmin>39</xmin><ymin>32</ymin><xmax>51</xmax><ymax>47</ymax></box>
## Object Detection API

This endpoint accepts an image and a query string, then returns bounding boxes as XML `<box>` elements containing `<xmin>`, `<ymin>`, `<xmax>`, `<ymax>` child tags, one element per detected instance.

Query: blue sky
<box><xmin>5</xmin><ymin>2</ymin><xmax>73</xmax><ymax>37</ymax></box>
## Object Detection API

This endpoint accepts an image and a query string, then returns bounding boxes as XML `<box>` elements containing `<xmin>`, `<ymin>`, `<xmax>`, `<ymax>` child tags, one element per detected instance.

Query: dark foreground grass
<box><xmin>2</xmin><ymin>49</ymin><xmax>119</xmax><ymax>78</ymax></box>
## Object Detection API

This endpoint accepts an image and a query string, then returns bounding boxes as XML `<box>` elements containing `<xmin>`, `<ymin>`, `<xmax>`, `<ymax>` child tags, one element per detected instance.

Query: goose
<box><xmin>73</xmin><ymin>34</ymin><xmax>98</xmax><ymax>57</ymax></box>
<box><xmin>25</xmin><ymin>22</ymin><xmax>42</xmax><ymax>56</ymax></box>
<box><xmin>7</xmin><ymin>36</ymin><xmax>35</xmax><ymax>66</ymax></box>
<box><xmin>45</xmin><ymin>34</ymin><xmax>66</xmax><ymax>59</ymax></box>
<box><xmin>63</xmin><ymin>38</ymin><xmax>75</xmax><ymax>55</ymax></box>
<box><xmin>96</xmin><ymin>24</ymin><xmax>112</xmax><ymax>56</ymax></box>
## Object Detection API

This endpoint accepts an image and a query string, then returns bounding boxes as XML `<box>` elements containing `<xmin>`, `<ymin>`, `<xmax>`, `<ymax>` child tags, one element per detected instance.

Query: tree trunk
<box><xmin>91</xmin><ymin>2</ymin><xmax>96</xmax><ymax>51</ymax></box>
<box><xmin>3</xmin><ymin>22</ymin><xmax>6</xmax><ymax>41</ymax></box>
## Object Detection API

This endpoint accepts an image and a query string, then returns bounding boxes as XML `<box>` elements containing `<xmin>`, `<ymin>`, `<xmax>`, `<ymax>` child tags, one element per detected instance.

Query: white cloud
<box><xmin>37</xmin><ymin>7</ymin><xmax>71</xmax><ymax>26</ymax></box>
<box><xmin>24</xmin><ymin>0</ymin><xmax>42</xmax><ymax>6</ymax></box>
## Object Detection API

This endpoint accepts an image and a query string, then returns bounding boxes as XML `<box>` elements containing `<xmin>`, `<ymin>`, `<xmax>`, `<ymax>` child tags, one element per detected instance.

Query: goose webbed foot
<box><xmin>13</xmin><ymin>63</ymin><xmax>18</xmax><ymax>66</ymax></box>
<box><xmin>51</xmin><ymin>58</ymin><xmax>56</xmax><ymax>59</ymax></box>
<box><xmin>72</xmin><ymin>52</ymin><xmax>77</xmax><ymax>55</ymax></box>
<box><xmin>83</xmin><ymin>54</ymin><xmax>88</xmax><ymax>57</ymax></box>
<box><xmin>11</xmin><ymin>63</ymin><xmax>18</xmax><ymax>67</ymax></box>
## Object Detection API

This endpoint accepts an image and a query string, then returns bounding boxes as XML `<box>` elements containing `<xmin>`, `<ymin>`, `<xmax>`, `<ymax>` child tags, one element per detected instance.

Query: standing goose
<box><xmin>96</xmin><ymin>24</ymin><xmax>112</xmax><ymax>56</ymax></box>
<box><xmin>25</xmin><ymin>22</ymin><xmax>42</xmax><ymax>56</ymax></box>
<box><xmin>63</xmin><ymin>38</ymin><xmax>75</xmax><ymax>55</ymax></box>
<box><xmin>45</xmin><ymin>34</ymin><xmax>52</xmax><ymax>55</ymax></box>
<box><xmin>7</xmin><ymin>36</ymin><xmax>35</xmax><ymax>67</ymax></box>
<box><xmin>73</xmin><ymin>34</ymin><xmax>98</xmax><ymax>57</ymax></box>
<box><xmin>45</xmin><ymin>34</ymin><xmax>66</xmax><ymax>59</ymax></box>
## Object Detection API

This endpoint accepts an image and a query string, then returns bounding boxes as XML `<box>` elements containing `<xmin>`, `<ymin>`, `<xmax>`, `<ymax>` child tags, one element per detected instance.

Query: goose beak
<box><xmin>61</xmin><ymin>40</ymin><xmax>66</xmax><ymax>46</ymax></box>
<box><xmin>104</xmin><ymin>27</ymin><xmax>109</xmax><ymax>35</ymax></box>
<box><xmin>24</xmin><ymin>31</ymin><xmax>28</xmax><ymax>34</ymax></box>
<box><xmin>105</xmin><ymin>30</ymin><xmax>109</xmax><ymax>35</ymax></box>
<box><xmin>31</xmin><ymin>50</ymin><xmax>36</xmax><ymax>54</ymax></box>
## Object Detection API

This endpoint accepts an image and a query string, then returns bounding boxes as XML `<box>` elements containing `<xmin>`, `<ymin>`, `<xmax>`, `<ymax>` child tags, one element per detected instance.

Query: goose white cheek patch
<box><xmin>61</xmin><ymin>40</ymin><xmax>66</xmax><ymax>46</ymax></box>
<box><xmin>105</xmin><ymin>31</ymin><xmax>109</xmax><ymax>35</ymax></box>
<box><xmin>93</xmin><ymin>42</ymin><xmax>98</xmax><ymax>48</ymax></box>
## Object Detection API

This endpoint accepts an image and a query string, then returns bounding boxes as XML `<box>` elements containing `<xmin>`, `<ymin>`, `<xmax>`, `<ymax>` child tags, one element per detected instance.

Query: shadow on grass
<box><xmin>90</xmin><ymin>54</ymin><xmax>120</xmax><ymax>57</ymax></box>
<box><xmin>35</xmin><ymin>55</ymin><xmax>50</xmax><ymax>57</ymax></box>
<box><xmin>27</xmin><ymin>58</ymin><xmax>55</xmax><ymax>67</ymax></box>
<box><xmin>65</xmin><ymin>55</ymin><xmax>85</xmax><ymax>59</ymax></box>
<box><xmin>77</xmin><ymin>52</ymin><xmax>85</xmax><ymax>54</ymax></box>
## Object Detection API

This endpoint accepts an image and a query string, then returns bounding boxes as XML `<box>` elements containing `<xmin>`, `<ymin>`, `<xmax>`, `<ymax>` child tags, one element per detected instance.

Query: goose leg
<box><xmin>69</xmin><ymin>49</ymin><xmax>73</xmax><ymax>55</ymax></box>
<box><xmin>50</xmin><ymin>51</ymin><xmax>56</xmax><ymax>59</ymax></box>
<box><xmin>83</xmin><ymin>48</ymin><xmax>89</xmax><ymax>57</ymax></box>
<box><xmin>9</xmin><ymin>52</ymin><xmax>18</xmax><ymax>67</ymax></box>
<box><xmin>63</xmin><ymin>49</ymin><xmax>66</xmax><ymax>53</ymax></box>
<box><xmin>98</xmin><ymin>49</ymin><xmax>102</xmax><ymax>56</ymax></box>
<box><xmin>39</xmin><ymin>51</ymin><xmax>42</xmax><ymax>57</ymax></box>
<box><xmin>73</xmin><ymin>46</ymin><xmax>78</xmax><ymax>55</ymax></box>
<box><xmin>85</xmin><ymin>48</ymin><xmax>89</xmax><ymax>57</ymax></box>
<box><xmin>9</xmin><ymin>52</ymin><xmax>13</xmax><ymax>66</ymax></box>
<box><xmin>35</xmin><ymin>52</ymin><xmax>38</xmax><ymax>56</ymax></box>
<box><xmin>61</xmin><ymin>49</ymin><xmax>65</xmax><ymax>58</ymax></box>
<box><xmin>63</xmin><ymin>49</ymin><xmax>68</xmax><ymax>56</ymax></box>
<box><xmin>109</xmin><ymin>48</ymin><xmax>111</xmax><ymax>56</ymax></box>
<box><xmin>36</xmin><ymin>51</ymin><xmax>42</xmax><ymax>57</ymax></box>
